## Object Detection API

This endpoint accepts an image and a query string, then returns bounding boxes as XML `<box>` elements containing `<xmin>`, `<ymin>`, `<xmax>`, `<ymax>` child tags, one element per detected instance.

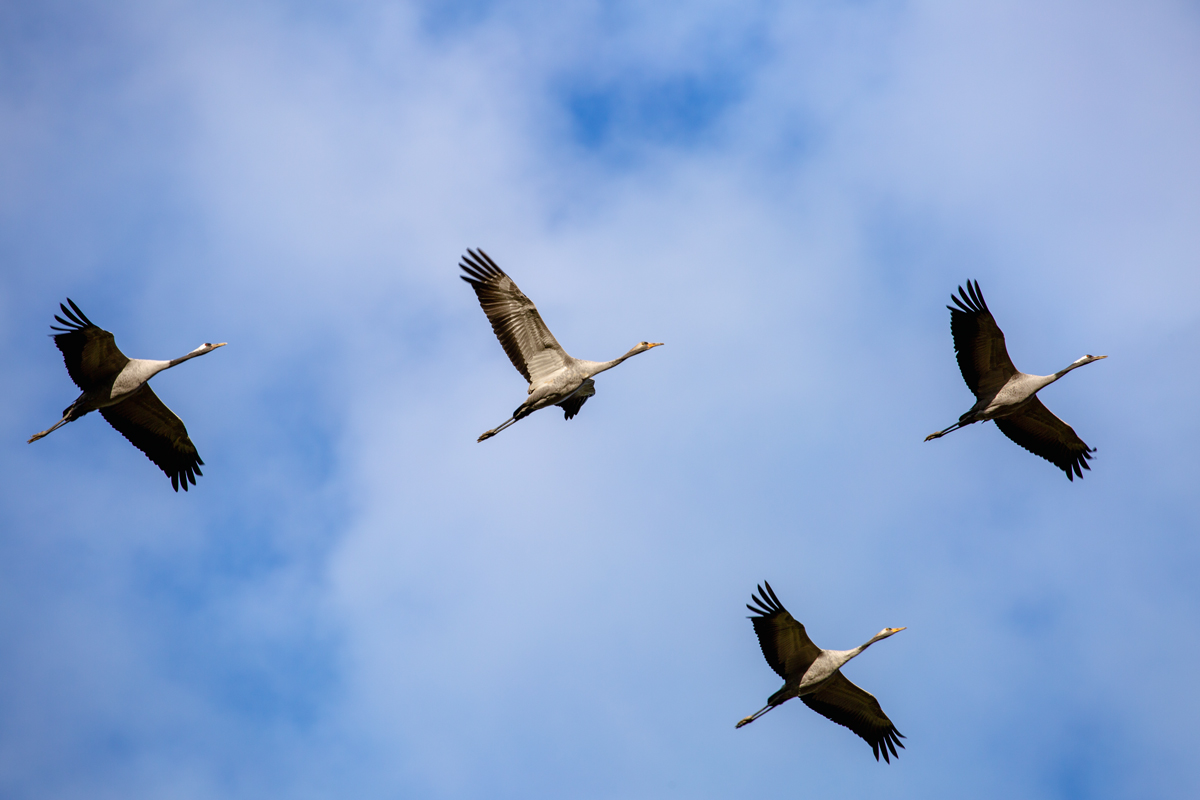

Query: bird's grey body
<box><xmin>736</xmin><ymin>582</ymin><xmax>906</xmax><ymax>763</ymax></box>
<box><xmin>459</xmin><ymin>249</ymin><xmax>662</xmax><ymax>442</ymax></box>
<box><xmin>28</xmin><ymin>300</ymin><xmax>225</xmax><ymax>491</ymax></box>
<box><xmin>788</xmin><ymin>649</ymin><xmax>865</xmax><ymax>698</ymax></box>
<box><xmin>953</xmin><ymin>369</ymin><xmax>1064</xmax><ymax>426</ymax></box>
<box><xmin>925</xmin><ymin>281</ymin><xmax>1106</xmax><ymax>479</ymax></box>
<box><xmin>69</xmin><ymin>359</ymin><xmax>172</xmax><ymax>413</ymax></box>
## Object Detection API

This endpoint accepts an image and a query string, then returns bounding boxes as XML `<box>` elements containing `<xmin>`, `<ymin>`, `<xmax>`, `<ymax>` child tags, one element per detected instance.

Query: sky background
<box><xmin>2</xmin><ymin>1</ymin><xmax>1199</xmax><ymax>798</ymax></box>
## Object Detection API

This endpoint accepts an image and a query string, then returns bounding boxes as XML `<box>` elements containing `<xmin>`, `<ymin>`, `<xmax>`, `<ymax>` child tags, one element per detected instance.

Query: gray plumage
<box><xmin>736</xmin><ymin>582</ymin><xmax>906</xmax><ymax>763</ymax></box>
<box><xmin>925</xmin><ymin>280</ymin><xmax>1107</xmax><ymax>480</ymax></box>
<box><xmin>28</xmin><ymin>299</ymin><xmax>226</xmax><ymax>491</ymax></box>
<box><xmin>459</xmin><ymin>249</ymin><xmax>662</xmax><ymax>442</ymax></box>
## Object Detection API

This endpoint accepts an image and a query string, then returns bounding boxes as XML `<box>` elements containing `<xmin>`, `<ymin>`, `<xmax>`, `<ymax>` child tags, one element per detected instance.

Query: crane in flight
<box><xmin>28</xmin><ymin>299</ymin><xmax>225</xmax><ymax>491</ymax></box>
<box><xmin>925</xmin><ymin>280</ymin><xmax>1106</xmax><ymax>480</ymax></box>
<box><xmin>459</xmin><ymin>249</ymin><xmax>662</xmax><ymax>442</ymax></box>
<box><xmin>736</xmin><ymin>582</ymin><xmax>906</xmax><ymax>763</ymax></box>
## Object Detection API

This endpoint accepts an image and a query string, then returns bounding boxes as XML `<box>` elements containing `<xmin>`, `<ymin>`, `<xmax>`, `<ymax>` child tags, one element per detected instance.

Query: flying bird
<box><xmin>925</xmin><ymin>280</ymin><xmax>1106</xmax><ymax>480</ymax></box>
<box><xmin>736</xmin><ymin>582</ymin><xmax>906</xmax><ymax>763</ymax></box>
<box><xmin>459</xmin><ymin>249</ymin><xmax>662</xmax><ymax>442</ymax></box>
<box><xmin>28</xmin><ymin>299</ymin><xmax>226</xmax><ymax>491</ymax></box>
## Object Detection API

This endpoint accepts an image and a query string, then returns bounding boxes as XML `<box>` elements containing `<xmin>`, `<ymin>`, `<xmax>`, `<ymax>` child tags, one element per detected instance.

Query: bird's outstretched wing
<box><xmin>460</xmin><ymin>249</ymin><xmax>571</xmax><ymax>384</ymax></box>
<box><xmin>747</xmin><ymin>582</ymin><xmax>822</xmax><ymax>682</ymax></box>
<box><xmin>801</xmin><ymin>672</ymin><xmax>905</xmax><ymax>763</ymax></box>
<box><xmin>948</xmin><ymin>281</ymin><xmax>1017</xmax><ymax>400</ymax></box>
<box><xmin>557</xmin><ymin>378</ymin><xmax>595</xmax><ymax>420</ymax></box>
<box><xmin>994</xmin><ymin>398</ymin><xmax>1094</xmax><ymax>480</ymax></box>
<box><xmin>50</xmin><ymin>299</ymin><xmax>129</xmax><ymax>390</ymax></box>
<box><xmin>100</xmin><ymin>386</ymin><xmax>204</xmax><ymax>492</ymax></box>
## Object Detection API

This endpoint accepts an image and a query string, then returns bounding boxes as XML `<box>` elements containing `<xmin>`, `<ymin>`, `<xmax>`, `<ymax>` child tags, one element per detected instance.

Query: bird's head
<box><xmin>873</xmin><ymin>627</ymin><xmax>906</xmax><ymax>643</ymax></box>
<box><xmin>1076</xmin><ymin>354</ymin><xmax>1107</xmax><ymax>366</ymax></box>
<box><xmin>192</xmin><ymin>342</ymin><xmax>227</xmax><ymax>356</ymax></box>
<box><xmin>635</xmin><ymin>341</ymin><xmax>664</xmax><ymax>352</ymax></box>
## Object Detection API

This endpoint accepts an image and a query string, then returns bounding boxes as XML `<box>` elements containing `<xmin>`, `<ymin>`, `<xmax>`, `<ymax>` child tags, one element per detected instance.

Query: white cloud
<box><xmin>2</xmin><ymin>1</ymin><xmax>1198</xmax><ymax>798</ymax></box>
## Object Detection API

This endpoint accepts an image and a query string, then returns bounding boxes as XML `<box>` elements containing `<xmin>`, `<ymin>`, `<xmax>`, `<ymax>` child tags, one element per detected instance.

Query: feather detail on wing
<box><xmin>100</xmin><ymin>387</ymin><xmax>204</xmax><ymax>492</ymax></box>
<box><xmin>801</xmin><ymin>672</ymin><xmax>905</xmax><ymax>763</ymax></box>
<box><xmin>50</xmin><ymin>299</ymin><xmax>129</xmax><ymax>390</ymax></box>
<box><xmin>949</xmin><ymin>281</ymin><xmax>1017</xmax><ymax>400</ymax></box>
<box><xmin>460</xmin><ymin>249</ymin><xmax>571</xmax><ymax>384</ymax></box>
<box><xmin>747</xmin><ymin>582</ymin><xmax>822</xmax><ymax>682</ymax></box>
<box><xmin>994</xmin><ymin>398</ymin><xmax>1095</xmax><ymax>480</ymax></box>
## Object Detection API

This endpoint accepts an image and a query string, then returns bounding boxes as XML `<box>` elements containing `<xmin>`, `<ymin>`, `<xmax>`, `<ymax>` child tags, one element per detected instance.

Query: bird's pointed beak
<box><xmin>891</xmin><ymin>627</ymin><xmax>907</xmax><ymax>633</ymax></box>
<box><xmin>648</xmin><ymin>342</ymin><xmax>664</xmax><ymax>348</ymax></box>
<box><xmin>211</xmin><ymin>342</ymin><xmax>228</xmax><ymax>348</ymax></box>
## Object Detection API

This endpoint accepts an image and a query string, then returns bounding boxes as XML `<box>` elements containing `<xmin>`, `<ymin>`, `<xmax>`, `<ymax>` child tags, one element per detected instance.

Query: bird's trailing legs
<box><xmin>735</xmin><ymin>704</ymin><xmax>777</xmax><ymax>729</ymax></box>
<box><xmin>478</xmin><ymin>416</ymin><xmax>520</xmax><ymax>442</ymax></box>
<box><xmin>924</xmin><ymin>420</ymin><xmax>968</xmax><ymax>441</ymax></box>
<box><xmin>28</xmin><ymin>415</ymin><xmax>71</xmax><ymax>443</ymax></box>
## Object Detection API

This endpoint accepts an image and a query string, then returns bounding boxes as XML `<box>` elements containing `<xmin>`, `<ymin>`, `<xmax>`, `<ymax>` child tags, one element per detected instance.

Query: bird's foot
<box><xmin>477</xmin><ymin>430</ymin><xmax>496</xmax><ymax>443</ymax></box>
<box><xmin>28</xmin><ymin>431</ymin><xmax>48</xmax><ymax>443</ymax></box>
<box><xmin>924</xmin><ymin>432</ymin><xmax>942</xmax><ymax>441</ymax></box>
<box><xmin>735</xmin><ymin>717</ymin><xmax>754</xmax><ymax>729</ymax></box>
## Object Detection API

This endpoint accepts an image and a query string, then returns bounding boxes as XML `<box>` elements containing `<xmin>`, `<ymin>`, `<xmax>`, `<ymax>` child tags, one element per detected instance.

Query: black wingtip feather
<box><xmin>747</xmin><ymin>582</ymin><xmax>788</xmax><ymax>618</ymax></box>
<box><xmin>460</xmin><ymin>248</ymin><xmax>505</xmax><ymax>282</ymax></box>
<box><xmin>950</xmin><ymin>280</ymin><xmax>989</xmax><ymax>316</ymax></box>
<box><xmin>66</xmin><ymin>298</ymin><xmax>92</xmax><ymax>325</ymax></box>
<box><xmin>48</xmin><ymin>299</ymin><xmax>98</xmax><ymax>333</ymax></box>
<box><xmin>764</xmin><ymin>580</ymin><xmax>783</xmax><ymax>607</ymax></box>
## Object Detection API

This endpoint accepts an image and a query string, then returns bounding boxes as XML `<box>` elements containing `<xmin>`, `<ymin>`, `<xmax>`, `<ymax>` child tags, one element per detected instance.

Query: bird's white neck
<box><xmin>834</xmin><ymin>630</ymin><xmax>894</xmax><ymax>667</ymax></box>
<box><xmin>1053</xmin><ymin>357</ymin><xmax>1093</xmax><ymax>380</ymax></box>
<box><xmin>1028</xmin><ymin>356</ymin><xmax>1101</xmax><ymax>392</ymax></box>
<box><xmin>168</xmin><ymin>346</ymin><xmax>217</xmax><ymax>367</ymax></box>
<box><xmin>111</xmin><ymin>345</ymin><xmax>223</xmax><ymax>398</ymax></box>
<box><xmin>576</xmin><ymin>345</ymin><xmax>652</xmax><ymax>379</ymax></box>
<box><xmin>134</xmin><ymin>347</ymin><xmax>209</xmax><ymax>380</ymax></box>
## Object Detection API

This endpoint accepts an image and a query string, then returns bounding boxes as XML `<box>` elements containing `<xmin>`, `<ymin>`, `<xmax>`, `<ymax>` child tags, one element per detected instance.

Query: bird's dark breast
<box><xmin>63</xmin><ymin>399</ymin><xmax>94</xmax><ymax>421</ymax></box>
<box><xmin>768</xmin><ymin>683</ymin><xmax>801</xmax><ymax>707</ymax></box>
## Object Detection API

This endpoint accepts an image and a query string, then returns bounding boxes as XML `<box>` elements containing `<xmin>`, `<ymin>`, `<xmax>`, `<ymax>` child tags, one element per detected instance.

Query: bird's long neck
<box><xmin>127</xmin><ymin>347</ymin><xmax>215</xmax><ymax>384</ymax></box>
<box><xmin>127</xmin><ymin>358</ymin><xmax>173</xmax><ymax>382</ymax></box>
<box><xmin>833</xmin><ymin>633</ymin><xmax>890</xmax><ymax>668</ymax></box>
<box><xmin>1053</xmin><ymin>359</ymin><xmax>1091</xmax><ymax>380</ymax></box>
<box><xmin>1030</xmin><ymin>358</ymin><xmax>1095</xmax><ymax>392</ymax></box>
<box><xmin>822</xmin><ymin>644</ymin><xmax>867</xmax><ymax>673</ymax></box>
<box><xmin>576</xmin><ymin>346</ymin><xmax>644</xmax><ymax>379</ymax></box>
<box><xmin>168</xmin><ymin>348</ymin><xmax>209</xmax><ymax>368</ymax></box>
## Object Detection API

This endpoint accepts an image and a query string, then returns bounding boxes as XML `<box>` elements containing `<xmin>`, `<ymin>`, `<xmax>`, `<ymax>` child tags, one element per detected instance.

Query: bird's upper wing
<box><xmin>50</xmin><ymin>299</ymin><xmax>129</xmax><ymax>390</ymax></box>
<box><xmin>747</xmin><ymin>582</ymin><xmax>822</xmax><ymax>682</ymax></box>
<box><xmin>948</xmin><ymin>281</ymin><xmax>1017</xmax><ymax>400</ymax></box>
<box><xmin>994</xmin><ymin>397</ymin><xmax>1095</xmax><ymax>480</ymax></box>
<box><xmin>801</xmin><ymin>672</ymin><xmax>905</xmax><ymax>763</ymax></box>
<box><xmin>557</xmin><ymin>378</ymin><xmax>595</xmax><ymax>420</ymax></box>
<box><xmin>100</xmin><ymin>386</ymin><xmax>204</xmax><ymax>492</ymax></box>
<box><xmin>459</xmin><ymin>249</ymin><xmax>571</xmax><ymax>384</ymax></box>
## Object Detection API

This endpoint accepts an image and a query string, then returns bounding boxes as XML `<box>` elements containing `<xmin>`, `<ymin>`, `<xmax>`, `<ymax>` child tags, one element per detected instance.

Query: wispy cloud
<box><xmin>2</xmin><ymin>1</ymin><xmax>1198</xmax><ymax>798</ymax></box>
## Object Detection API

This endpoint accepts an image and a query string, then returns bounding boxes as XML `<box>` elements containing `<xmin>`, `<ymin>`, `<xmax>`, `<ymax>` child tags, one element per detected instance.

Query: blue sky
<box><xmin>2</xmin><ymin>1</ymin><xmax>1199</xmax><ymax>798</ymax></box>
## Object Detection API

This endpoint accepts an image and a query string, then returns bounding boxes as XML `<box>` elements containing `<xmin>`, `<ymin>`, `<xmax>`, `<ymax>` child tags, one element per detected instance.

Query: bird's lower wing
<box><xmin>994</xmin><ymin>397</ymin><xmax>1094</xmax><ymax>480</ymax></box>
<box><xmin>100</xmin><ymin>386</ymin><xmax>204</xmax><ymax>492</ymax></box>
<box><xmin>557</xmin><ymin>379</ymin><xmax>595</xmax><ymax>420</ymax></box>
<box><xmin>801</xmin><ymin>672</ymin><xmax>904</xmax><ymax>762</ymax></box>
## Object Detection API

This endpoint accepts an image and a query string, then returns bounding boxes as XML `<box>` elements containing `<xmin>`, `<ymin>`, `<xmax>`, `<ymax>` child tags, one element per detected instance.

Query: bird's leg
<box><xmin>477</xmin><ymin>416</ymin><xmax>519</xmax><ymax>442</ymax></box>
<box><xmin>735</xmin><ymin>704</ymin><xmax>775</xmax><ymax>729</ymax></box>
<box><xmin>924</xmin><ymin>421</ymin><xmax>965</xmax><ymax>441</ymax></box>
<box><xmin>28</xmin><ymin>416</ymin><xmax>70</xmax><ymax>443</ymax></box>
